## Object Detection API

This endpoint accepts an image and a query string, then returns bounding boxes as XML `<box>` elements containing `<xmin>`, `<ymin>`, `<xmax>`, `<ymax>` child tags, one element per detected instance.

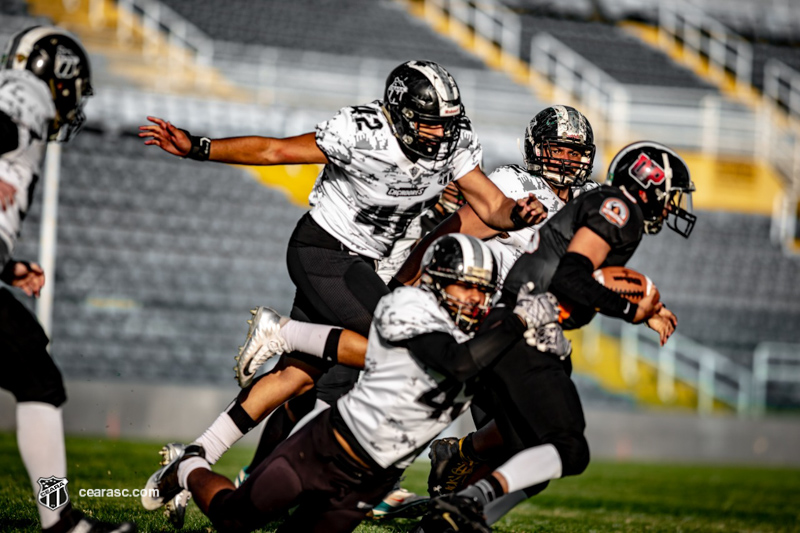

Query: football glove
<box><xmin>524</xmin><ymin>322</ymin><xmax>572</xmax><ymax>359</ymax></box>
<box><xmin>513</xmin><ymin>282</ymin><xmax>560</xmax><ymax>329</ymax></box>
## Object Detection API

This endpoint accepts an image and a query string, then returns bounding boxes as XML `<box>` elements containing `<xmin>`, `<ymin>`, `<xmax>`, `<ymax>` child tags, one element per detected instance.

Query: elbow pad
<box><xmin>550</xmin><ymin>252</ymin><xmax>637</xmax><ymax>322</ymax></box>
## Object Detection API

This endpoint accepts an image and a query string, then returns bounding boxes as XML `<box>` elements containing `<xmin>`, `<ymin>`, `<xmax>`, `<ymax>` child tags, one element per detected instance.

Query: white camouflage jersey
<box><xmin>337</xmin><ymin>286</ymin><xmax>472</xmax><ymax>469</ymax></box>
<box><xmin>310</xmin><ymin>101</ymin><xmax>482</xmax><ymax>260</ymax></box>
<box><xmin>485</xmin><ymin>165</ymin><xmax>598</xmax><ymax>282</ymax></box>
<box><xmin>0</xmin><ymin>70</ymin><xmax>54</xmax><ymax>254</ymax></box>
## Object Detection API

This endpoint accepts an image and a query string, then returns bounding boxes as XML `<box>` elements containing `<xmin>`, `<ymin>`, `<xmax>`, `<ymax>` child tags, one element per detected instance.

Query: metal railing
<box><xmin>658</xmin><ymin>1</ymin><xmax>753</xmax><ymax>93</ymax></box>
<box><xmin>584</xmin><ymin>316</ymin><xmax>800</xmax><ymax>416</ymax></box>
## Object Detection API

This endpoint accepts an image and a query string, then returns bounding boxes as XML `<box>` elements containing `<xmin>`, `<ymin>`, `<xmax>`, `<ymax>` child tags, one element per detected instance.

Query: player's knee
<box><xmin>554</xmin><ymin>435</ymin><xmax>590</xmax><ymax>476</ymax></box>
<box><xmin>13</xmin><ymin>358</ymin><xmax>66</xmax><ymax>407</ymax></box>
<box><xmin>207</xmin><ymin>489</ymin><xmax>250</xmax><ymax>533</ymax></box>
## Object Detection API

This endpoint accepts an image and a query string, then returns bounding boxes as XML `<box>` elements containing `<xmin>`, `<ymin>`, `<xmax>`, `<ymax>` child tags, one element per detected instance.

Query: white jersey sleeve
<box><xmin>308</xmin><ymin>102</ymin><xmax>482</xmax><ymax>259</ymax></box>
<box><xmin>0</xmin><ymin>70</ymin><xmax>54</xmax><ymax>253</ymax></box>
<box><xmin>337</xmin><ymin>286</ymin><xmax>472</xmax><ymax>469</ymax></box>
<box><xmin>484</xmin><ymin>165</ymin><xmax>598</xmax><ymax>284</ymax></box>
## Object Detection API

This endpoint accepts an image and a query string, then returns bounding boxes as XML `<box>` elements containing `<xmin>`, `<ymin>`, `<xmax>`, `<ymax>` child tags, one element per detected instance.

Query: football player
<box><xmin>416</xmin><ymin>141</ymin><xmax>696</xmax><ymax>532</ymax></box>
<box><xmin>0</xmin><ymin>26</ymin><xmax>135</xmax><ymax>533</ymax></box>
<box><xmin>140</xmin><ymin>234</ymin><xmax>561</xmax><ymax>533</ymax></box>
<box><xmin>139</xmin><ymin>59</ymin><xmax>546</xmax><ymax>523</ymax></box>
<box><xmin>153</xmin><ymin>105</ymin><xmax>598</xmax><ymax>522</ymax></box>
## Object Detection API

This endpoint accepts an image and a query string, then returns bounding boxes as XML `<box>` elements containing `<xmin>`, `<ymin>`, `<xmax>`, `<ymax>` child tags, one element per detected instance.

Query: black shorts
<box><xmin>208</xmin><ymin>407</ymin><xmax>402</xmax><ymax>533</ymax></box>
<box><xmin>285</xmin><ymin>214</ymin><xmax>390</xmax><ymax>403</ymax></box>
<box><xmin>476</xmin><ymin>309</ymin><xmax>585</xmax><ymax>457</ymax></box>
<box><xmin>0</xmin><ymin>288</ymin><xmax>66</xmax><ymax>405</ymax></box>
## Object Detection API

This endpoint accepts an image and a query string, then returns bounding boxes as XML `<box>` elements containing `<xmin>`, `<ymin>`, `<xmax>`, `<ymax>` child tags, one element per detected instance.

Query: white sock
<box><xmin>494</xmin><ymin>444</ymin><xmax>563</xmax><ymax>493</ymax></box>
<box><xmin>17</xmin><ymin>402</ymin><xmax>67</xmax><ymax>529</ymax></box>
<box><xmin>280</xmin><ymin>320</ymin><xmax>339</xmax><ymax>358</ymax></box>
<box><xmin>177</xmin><ymin>456</ymin><xmax>211</xmax><ymax>490</ymax></box>
<box><xmin>194</xmin><ymin>411</ymin><xmax>244</xmax><ymax>465</ymax></box>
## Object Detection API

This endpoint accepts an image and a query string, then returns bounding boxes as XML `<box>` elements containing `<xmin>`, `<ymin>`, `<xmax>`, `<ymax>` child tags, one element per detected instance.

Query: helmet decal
<box><xmin>54</xmin><ymin>45</ymin><xmax>81</xmax><ymax>79</ymax></box>
<box><xmin>386</xmin><ymin>77</ymin><xmax>407</xmax><ymax>106</ymax></box>
<box><xmin>629</xmin><ymin>152</ymin><xmax>666</xmax><ymax>188</ymax></box>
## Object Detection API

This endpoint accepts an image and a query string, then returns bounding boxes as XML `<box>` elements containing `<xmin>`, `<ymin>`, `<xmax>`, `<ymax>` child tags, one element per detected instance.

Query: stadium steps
<box><xmin>25</xmin><ymin>0</ymin><xmax>249</xmax><ymax>101</ymax></box>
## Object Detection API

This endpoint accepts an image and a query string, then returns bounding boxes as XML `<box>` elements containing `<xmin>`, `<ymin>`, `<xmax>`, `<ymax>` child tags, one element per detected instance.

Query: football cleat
<box><xmin>165</xmin><ymin>489</ymin><xmax>191</xmax><ymax>529</ymax></box>
<box><xmin>234</xmin><ymin>307</ymin><xmax>289</xmax><ymax>388</ymax></box>
<box><xmin>141</xmin><ymin>443</ymin><xmax>205</xmax><ymax>511</ymax></box>
<box><xmin>428</xmin><ymin>437</ymin><xmax>477</xmax><ymax>497</ymax></box>
<box><xmin>369</xmin><ymin>486</ymin><xmax>429</xmax><ymax>519</ymax></box>
<box><xmin>63</xmin><ymin>511</ymin><xmax>137</xmax><ymax>533</ymax></box>
<box><xmin>412</xmin><ymin>493</ymin><xmax>490</xmax><ymax>533</ymax></box>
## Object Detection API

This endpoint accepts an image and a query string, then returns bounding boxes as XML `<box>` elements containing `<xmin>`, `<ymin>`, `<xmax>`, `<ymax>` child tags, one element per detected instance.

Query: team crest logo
<box><xmin>54</xmin><ymin>45</ymin><xmax>80</xmax><ymax>79</ymax></box>
<box><xmin>386</xmin><ymin>77</ymin><xmax>407</xmax><ymax>105</ymax></box>
<box><xmin>600</xmin><ymin>198</ymin><xmax>629</xmax><ymax>228</ymax></box>
<box><xmin>37</xmin><ymin>476</ymin><xmax>69</xmax><ymax>511</ymax></box>
<box><xmin>629</xmin><ymin>152</ymin><xmax>666</xmax><ymax>188</ymax></box>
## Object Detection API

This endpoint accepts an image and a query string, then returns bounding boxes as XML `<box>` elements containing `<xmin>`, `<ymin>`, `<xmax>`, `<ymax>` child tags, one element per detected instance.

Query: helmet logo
<box><xmin>387</xmin><ymin>77</ymin><xmax>407</xmax><ymax>105</ymax></box>
<box><xmin>600</xmin><ymin>198</ymin><xmax>629</xmax><ymax>228</ymax></box>
<box><xmin>629</xmin><ymin>152</ymin><xmax>666</xmax><ymax>188</ymax></box>
<box><xmin>54</xmin><ymin>44</ymin><xmax>80</xmax><ymax>79</ymax></box>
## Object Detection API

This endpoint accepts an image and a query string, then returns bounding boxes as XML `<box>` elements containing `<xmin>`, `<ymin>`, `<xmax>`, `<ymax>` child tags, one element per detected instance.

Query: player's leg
<box><xmin>0</xmin><ymin>288</ymin><xmax>134</xmax><ymax>533</ymax></box>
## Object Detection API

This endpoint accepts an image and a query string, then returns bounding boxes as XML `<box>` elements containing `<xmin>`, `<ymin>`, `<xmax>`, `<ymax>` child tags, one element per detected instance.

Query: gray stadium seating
<box><xmin>628</xmin><ymin>210</ymin><xmax>800</xmax><ymax>367</ymax></box>
<box><xmin>157</xmin><ymin>0</ymin><xmax>486</xmax><ymax>70</ymax></box>
<box><xmin>16</xmin><ymin>131</ymin><xmax>306</xmax><ymax>384</ymax></box>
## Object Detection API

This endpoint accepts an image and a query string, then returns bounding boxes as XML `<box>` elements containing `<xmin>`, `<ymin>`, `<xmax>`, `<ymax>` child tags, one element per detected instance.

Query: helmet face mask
<box><xmin>524</xmin><ymin>105</ymin><xmax>595</xmax><ymax>188</ymax></box>
<box><xmin>383</xmin><ymin>60</ymin><xmax>465</xmax><ymax>164</ymax></box>
<box><xmin>420</xmin><ymin>234</ymin><xmax>498</xmax><ymax>333</ymax></box>
<box><xmin>607</xmin><ymin>141</ymin><xmax>696</xmax><ymax>238</ymax></box>
<box><xmin>2</xmin><ymin>26</ymin><xmax>93</xmax><ymax>142</ymax></box>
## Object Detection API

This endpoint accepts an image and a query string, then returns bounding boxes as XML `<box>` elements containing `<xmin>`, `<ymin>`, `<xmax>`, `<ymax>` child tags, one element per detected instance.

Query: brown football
<box><xmin>593</xmin><ymin>266</ymin><xmax>659</xmax><ymax>304</ymax></box>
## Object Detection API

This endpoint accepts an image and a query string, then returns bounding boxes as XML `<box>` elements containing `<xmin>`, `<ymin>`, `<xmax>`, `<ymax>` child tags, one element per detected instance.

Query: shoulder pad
<box><xmin>375</xmin><ymin>287</ymin><xmax>455</xmax><ymax>342</ymax></box>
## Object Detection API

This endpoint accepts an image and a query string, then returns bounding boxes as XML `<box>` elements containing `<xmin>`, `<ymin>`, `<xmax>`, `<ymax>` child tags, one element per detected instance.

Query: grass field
<box><xmin>1</xmin><ymin>432</ymin><xmax>799</xmax><ymax>532</ymax></box>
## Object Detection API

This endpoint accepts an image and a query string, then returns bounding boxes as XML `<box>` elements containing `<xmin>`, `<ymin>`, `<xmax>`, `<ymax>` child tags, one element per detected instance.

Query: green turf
<box><xmin>1</xmin><ymin>432</ymin><xmax>798</xmax><ymax>532</ymax></box>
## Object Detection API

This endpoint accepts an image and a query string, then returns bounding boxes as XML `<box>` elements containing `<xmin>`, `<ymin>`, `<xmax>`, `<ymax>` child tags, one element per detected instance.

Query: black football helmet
<box><xmin>420</xmin><ymin>234</ymin><xmax>498</xmax><ymax>333</ymax></box>
<box><xmin>606</xmin><ymin>141</ymin><xmax>696</xmax><ymax>238</ymax></box>
<box><xmin>383</xmin><ymin>60</ymin><xmax>465</xmax><ymax>163</ymax></box>
<box><xmin>1</xmin><ymin>26</ymin><xmax>93</xmax><ymax>142</ymax></box>
<box><xmin>523</xmin><ymin>105</ymin><xmax>595</xmax><ymax>188</ymax></box>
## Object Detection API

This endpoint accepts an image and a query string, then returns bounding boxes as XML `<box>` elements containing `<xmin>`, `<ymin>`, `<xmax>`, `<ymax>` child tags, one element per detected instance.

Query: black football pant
<box><xmin>476</xmin><ymin>308</ymin><xmax>590</xmax><ymax>479</ymax></box>
<box><xmin>250</xmin><ymin>214</ymin><xmax>389</xmax><ymax>466</ymax></box>
<box><xmin>0</xmin><ymin>288</ymin><xmax>66</xmax><ymax>406</ymax></box>
<box><xmin>207</xmin><ymin>408</ymin><xmax>401</xmax><ymax>533</ymax></box>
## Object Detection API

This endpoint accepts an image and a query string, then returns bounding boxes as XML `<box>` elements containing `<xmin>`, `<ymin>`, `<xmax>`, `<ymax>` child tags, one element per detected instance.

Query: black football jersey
<box><xmin>501</xmin><ymin>185</ymin><xmax>644</xmax><ymax>329</ymax></box>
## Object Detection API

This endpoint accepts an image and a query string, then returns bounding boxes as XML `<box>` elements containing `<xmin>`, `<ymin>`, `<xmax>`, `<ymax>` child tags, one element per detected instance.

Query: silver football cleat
<box><xmin>234</xmin><ymin>307</ymin><xmax>289</xmax><ymax>388</ymax></box>
<box><xmin>141</xmin><ymin>443</ymin><xmax>204</xmax><ymax>511</ymax></box>
<box><xmin>165</xmin><ymin>489</ymin><xmax>191</xmax><ymax>529</ymax></box>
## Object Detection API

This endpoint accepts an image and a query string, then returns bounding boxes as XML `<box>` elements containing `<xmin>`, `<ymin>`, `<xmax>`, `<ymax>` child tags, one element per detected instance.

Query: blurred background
<box><xmin>0</xmin><ymin>0</ymin><xmax>798</xmax><ymax>465</ymax></box>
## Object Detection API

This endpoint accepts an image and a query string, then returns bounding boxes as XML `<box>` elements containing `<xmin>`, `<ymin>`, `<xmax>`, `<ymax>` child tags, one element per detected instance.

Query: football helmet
<box><xmin>1</xmin><ymin>26</ymin><xmax>93</xmax><ymax>142</ymax></box>
<box><xmin>420</xmin><ymin>234</ymin><xmax>498</xmax><ymax>333</ymax></box>
<box><xmin>606</xmin><ymin>141</ymin><xmax>696</xmax><ymax>238</ymax></box>
<box><xmin>523</xmin><ymin>105</ymin><xmax>595</xmax><ymax>188</ymax></box>
<box><xmin>383</xmin><ymin>60</ymin><xmax>465</xmax><ymax>163</ymax></box>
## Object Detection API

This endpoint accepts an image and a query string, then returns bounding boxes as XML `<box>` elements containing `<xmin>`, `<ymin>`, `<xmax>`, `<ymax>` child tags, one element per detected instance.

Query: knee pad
<box><xmin>554</xmin><ymin>435</ymin><xmax>590</xmax><ymax>477</ymax></box>
<box><xmin>8</xmin><ymin>345</ymin><xmax>66</xmax><ymax>407</ymax></box>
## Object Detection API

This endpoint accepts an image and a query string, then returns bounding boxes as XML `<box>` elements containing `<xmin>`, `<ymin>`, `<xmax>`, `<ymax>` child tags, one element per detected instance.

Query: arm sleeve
<box><xmin>403</xmin><ymin>310</ymin><xmax>526</xmax><ymax>382</ymax></box>
<box><xmin>549</xmin><ymin>252</ymin><xmax>638</xmax><ymax>322</ymax></box>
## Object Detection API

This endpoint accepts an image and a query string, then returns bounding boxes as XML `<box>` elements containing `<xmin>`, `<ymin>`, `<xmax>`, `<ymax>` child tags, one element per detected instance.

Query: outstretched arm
<box><xmin>456</xmin><ymin>166</ymin><xmax>547</xmax><ymax>232</ymax></box>
<box><xmin>138</xmin><ymin>116</ymin><xmax>329</xmax><ymax>166</ymax></box>
<box><xmin>394</xmin><ymin>203</ymin><xmax>500</xmax><ymax>286</ymax></box>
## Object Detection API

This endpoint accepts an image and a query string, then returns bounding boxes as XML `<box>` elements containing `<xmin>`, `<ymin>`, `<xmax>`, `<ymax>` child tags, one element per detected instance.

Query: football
<box><xmin>593</xmin><ymin>266</ymin><xmax>658</xmax><ymax>304</ymax></box>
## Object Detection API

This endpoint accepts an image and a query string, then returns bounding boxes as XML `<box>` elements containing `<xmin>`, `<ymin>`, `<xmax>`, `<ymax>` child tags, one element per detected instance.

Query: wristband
<box><xmin>180</xmin><ymin>129</ymin><xmax>211</xmax><ymax>161</ymax></box>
